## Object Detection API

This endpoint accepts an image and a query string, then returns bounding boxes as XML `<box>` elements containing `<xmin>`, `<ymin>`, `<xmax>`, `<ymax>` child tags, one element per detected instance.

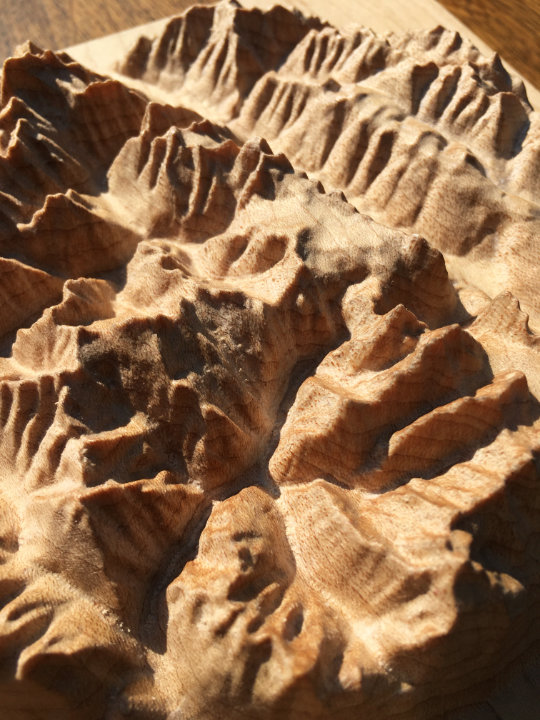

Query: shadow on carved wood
<box><xmin>0</xmin><ymin>3</ymin><xmax>539</xmax><ymax>719</ymax></box>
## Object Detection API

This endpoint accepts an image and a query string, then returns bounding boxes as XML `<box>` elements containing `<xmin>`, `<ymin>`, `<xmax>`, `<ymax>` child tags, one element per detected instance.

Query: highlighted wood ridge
<box><xmin>0</xmin><ymin>3</ymin><xmax>538</xmax><ymax>719</ymax></box>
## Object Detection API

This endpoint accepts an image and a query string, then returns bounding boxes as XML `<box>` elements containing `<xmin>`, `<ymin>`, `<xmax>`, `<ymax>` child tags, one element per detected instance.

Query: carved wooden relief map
<box><xmin>0</xmin><ymin>2</ymin><xmax>539</xmax><ymax>718</ymax></box>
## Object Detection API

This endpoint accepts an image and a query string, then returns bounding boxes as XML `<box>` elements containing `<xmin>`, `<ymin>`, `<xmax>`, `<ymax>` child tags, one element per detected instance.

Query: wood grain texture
<box><xmin>1</xmin><ymin>0</ymin><xmax>538</xmax><ymax>105</ymax></box>
<box><xmin>0</xmin><ymin>3</ymin><xmax>539</xmax><ymax>718</ymax></box>
<box><xmin>438</xmin><ymin>0</ymin><xmax>540</xmax><ymax>93</ymax></box>
<box><xmin>0</xmin><ymin>0</ymin><xmax>214</xmax><ymax>60</ymax></box>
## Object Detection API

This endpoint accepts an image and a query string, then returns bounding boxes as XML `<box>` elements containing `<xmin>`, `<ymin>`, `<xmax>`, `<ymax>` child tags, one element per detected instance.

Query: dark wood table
<box><xmin>0</xmin><ymin>0</ymin><xmax>538</xmax><ymax>93</ymax></box>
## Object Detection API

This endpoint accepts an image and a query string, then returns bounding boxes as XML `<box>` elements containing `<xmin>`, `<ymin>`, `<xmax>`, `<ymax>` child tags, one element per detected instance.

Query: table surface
<box><xmin>0</xmin><ymin>0</ymin><xmax>538</xmax><ymax>97</ymax></box>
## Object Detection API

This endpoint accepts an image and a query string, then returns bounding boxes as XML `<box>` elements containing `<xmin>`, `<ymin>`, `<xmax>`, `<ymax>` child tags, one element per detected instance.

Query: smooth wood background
<box><xmin>0</xmin><ymin>0</ymin><xmax>538</xmax><ymax>94</ymax></box>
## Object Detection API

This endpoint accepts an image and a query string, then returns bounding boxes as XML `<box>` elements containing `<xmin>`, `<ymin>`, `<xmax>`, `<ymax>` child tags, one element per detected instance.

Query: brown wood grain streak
<box><xmin>437</xmin><ymin>0</ymin><xmax>540</xmax><ymax>94</ymax></box>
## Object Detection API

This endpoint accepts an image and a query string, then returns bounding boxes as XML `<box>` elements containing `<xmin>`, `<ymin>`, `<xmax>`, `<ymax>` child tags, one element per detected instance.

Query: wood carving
<box><xmin>0</xmin><ymin>3</ymin><xmax>539</xmax><ymax>719</ymax></box>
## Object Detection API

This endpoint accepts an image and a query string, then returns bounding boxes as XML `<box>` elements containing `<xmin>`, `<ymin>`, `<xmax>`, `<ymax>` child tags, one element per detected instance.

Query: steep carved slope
<box><xmin>0</xmin><ymin>45</ymin><xmax>147</xmax><ymax>344</ymax></box>
<box><xmin>0</xmin><ymin>4</ymin><xmax>538</xmax><ymax>720</ymax></box>
<box><xmin>120</xmin><ymin>1</ymin><xmax>540</xmax><ymax>332</ymax></box>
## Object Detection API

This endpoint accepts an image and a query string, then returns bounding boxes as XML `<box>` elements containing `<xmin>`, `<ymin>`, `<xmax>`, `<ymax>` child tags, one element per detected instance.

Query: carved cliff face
<box><xmin>0</xmin><ymin>3</ymin><xmax>539</xmax><ymax>719</ymax></box>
